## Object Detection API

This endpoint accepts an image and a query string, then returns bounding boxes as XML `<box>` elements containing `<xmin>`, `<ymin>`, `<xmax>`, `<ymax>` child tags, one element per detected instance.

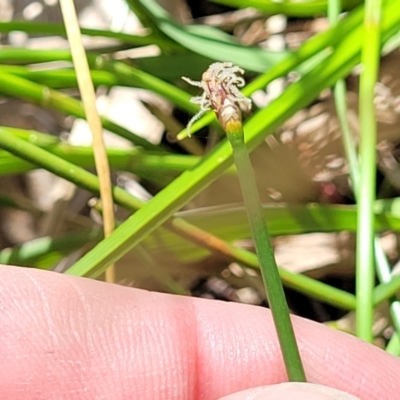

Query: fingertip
<box><xmin>218</xmin><ymin>383</ymin><xmax>361</xmax><ymax>400</ymax></box>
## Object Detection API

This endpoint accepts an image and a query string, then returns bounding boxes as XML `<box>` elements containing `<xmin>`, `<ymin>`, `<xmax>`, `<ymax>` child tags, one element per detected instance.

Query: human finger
<box><xmin>0</xmin><ymin>266</ymin><xmax>398</xmax><ymax>399</ymax></box>
<box><xmin>218</xmin><ymin>382</ymin><xmax>361</xmax><ymax>400</ymax></box>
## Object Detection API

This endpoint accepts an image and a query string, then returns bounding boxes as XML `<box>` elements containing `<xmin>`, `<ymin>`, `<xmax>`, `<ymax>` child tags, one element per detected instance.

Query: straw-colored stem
<box><xmin>60</xmin><ymin>0</ymin><xmax>116</xmax><ymax>282</ymax></box>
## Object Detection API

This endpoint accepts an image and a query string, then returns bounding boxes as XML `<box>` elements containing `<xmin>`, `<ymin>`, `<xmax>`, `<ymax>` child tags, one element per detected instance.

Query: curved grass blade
<box><xmin>0</xmin><ymin>68</ymin><xmax>160</xmax><ymax>151</ymax></box>
<box><xmin>0</xmin><ymin>65</ymin><xmax>117</xmax><ymax>89</ymax></box>
<box><xmin>0</xmin><ymin>127</ymin><xmax>197</xmax><ymax>182</ymax></box>
<box><xmin>0</xmin><ymin>49</ymin><xmax>204</xmax><ymax>119</ymax></box>
<box><xmin>0</xmin><ymin>229</ymin><xmax>101</xmax><ymax>268</ymax></box>
<box><xmin>212</xmin><ymin>0</ymin><xmax>362</xmax><ymax>17</ymax></box>
<box><xmin>125</xmin><ymin>0</ymin><xmax>286</xmax><ymax>72</ymax></box>
<box><xmin>0</xmin><ymin>20</ymin><xmax>176</xmax><ymax>49</ymax></box>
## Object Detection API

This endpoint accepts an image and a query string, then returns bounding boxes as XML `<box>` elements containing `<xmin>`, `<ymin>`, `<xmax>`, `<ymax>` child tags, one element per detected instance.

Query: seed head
<box><xmin>182</xmin><ymin>62</ymin><xmax>251</xmax><ymax>134</ymax></box>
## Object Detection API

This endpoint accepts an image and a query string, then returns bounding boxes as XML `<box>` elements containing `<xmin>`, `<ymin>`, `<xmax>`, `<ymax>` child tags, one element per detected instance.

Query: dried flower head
<box><xmin>182</xmin><ymin>62</ymin><xmax>251</xmax><ymax>134</ymax></box>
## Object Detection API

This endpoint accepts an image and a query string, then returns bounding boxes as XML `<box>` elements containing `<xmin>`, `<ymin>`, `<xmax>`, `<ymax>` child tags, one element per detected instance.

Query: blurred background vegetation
<box><xmin>1</xmin><ymin>0</ymin><xmax>400</xmax><ymax>352</ymax></box>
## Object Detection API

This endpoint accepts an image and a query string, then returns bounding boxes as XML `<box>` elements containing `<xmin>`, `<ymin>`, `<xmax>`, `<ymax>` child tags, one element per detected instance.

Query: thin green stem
<box><xmin>181</xmin><ymin>56</ymin><xmax>305</xmax><ymax>378</ymax></box>
<box><xmin>329</xmin><ymin>0</ymin><xmax>360</xmax><ymax>190</ymax></box>
<box><xmin>0</xmin><ymin>141</ymin><xmax>197</xmax><ymax>183</ymax></box>
<box><xmin>0</xmin><ymin>68</ymin><xmax>161</xmax><ymax>151</ymax></box>
<box><xmin>386</xmin><ymin>332</ymin><xmax>400</xmax><ymax>355</ymax></box>
<box><xmin>373</xmin><ymin>240</ymin><xmax>400</xmax><ymax>340</ymax></box>
<box><xmin>330</xmin><ymin>0</ymin><xmax>400</xmax><ymax>344</ymax></box>
<box><xmin>0</xmin><ymin>229</ymin><xmax>101</xmax><ymax>266</ymax></box>
<box><xmin>228</xmin><ymin>126</ymin><xmax>306</xmax><ymax>382</ymax></box>
<box><xmin>0</xmin><ymin>65</ymin><xmax>118</xmax><ymax>90</ymax></box>
<box><xmin>356</xmin><ymin>0</ymin><xmax>382</xmax><ymax>342</ymax></box>
<box><xmin>0</xmin><ymin>20</ymin><xmax>176</xmax><ymax>49</ymax></box>
<box><xmin>337</xmin><ymin>76</ymin><xmax>400</xmax><ymax>343</ymax></box>
<box><xmin>334</xmin><ymin>80</ymin><xmax>360</xmax><ymax>189</ymax></box>
<box><xmin>212</xmin><ymin>0</ymin><xmax>362</xmax><ymax>16</ymax></box>
<box><xmin>374</xmin><ymin>274</ymin><xmax>400</xmax><ymax>306</ymax></box>
<box><xmin>0</xmin><ymin>127</ymin><xmax>143</xmax><ymax>211</ymax></box>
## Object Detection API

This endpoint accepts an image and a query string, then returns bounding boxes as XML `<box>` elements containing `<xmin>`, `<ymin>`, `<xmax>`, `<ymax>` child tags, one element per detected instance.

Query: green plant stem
<box><xmin>0</xmin><ymin>229</ymin><xmax>101</xmax><ymax>266</ymax></box>
<box><xmin>386</xmin><ymin>332</ymin><xmax>400</xmax><ymax>355</ymax></box>
<box><xmin>329</xmin><ymin>0</ymin><xmax>400</xmax><ymax>344</ymax></box>
<box><xmin>227</xmin><ymin>126</ymin><xmax>306</xmax><ymax>382</ymax></box>
<box><xmin>0</xmin><ymin>65</ymin><xmax>117</xmax><ymax>90</ymax></box>
<box><xmin>328</xmin><ymin>0</ymin><xmax>360</xmax><ymax>190</ymax></box>
<box><xmin>0</xmin><ymin>142</ymin><xmax>196</xmax><ymax>183</ymax></box>
<box><xmin>0</xmin><ymin>127</ymin><xmax>143</xmax><ymax>211</ymax></box>
<box><xmin>356</xmin><ymin>0</ymin><xmax>382</xmax><ymax>342</ymax></box>
<box><xmin>374</xmin><ymin>274</ymin><xmax>400</xmax><ymax>306</ymax></box>
<box><xmin>0</xmin><ymin>49</ymin><xmax>195</xmax><ymax>111</ymax></box>
<box><xmin>0</xmin><ymin>20</ymin><xmax>177</xmax><ymax>49</ymax></box>
<box><xmin>0</xmin><ymin>68</ymin><xmax>161</xmax><ymax>151</ymax></box>
<box><xmin>373</xmin><ymin>239</ymin><xmax>400</xmax><ymax>339</ymax></box>
<box><xmin>212</xmin><ymin>0</ymin><xmax>362</xmax><ymax>16</ymax></box>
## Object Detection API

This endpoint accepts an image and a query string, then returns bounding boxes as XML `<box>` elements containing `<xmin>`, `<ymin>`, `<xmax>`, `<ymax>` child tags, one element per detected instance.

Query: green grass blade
<box><xmin>0</xmin><ymin>229</ymin><xmax>101</xmax><ymax>267</ymax></box>
<box><xmin>212</xmin><ymin>0</ymin><xmax>362</xmax><ymax>17</ymax></box>
<box><xmin>180</xmin><ymin>202</ymin><xmax>400</xmax><ymax>241</ymax></box>
<box><xmin>125</xmin><ymin>0</ymin><xmax>286</xmax><ymax>72</ymax></box>
<box><xmin>0</xmin><ymin>65</ymin><xmax>118</xmax><ymax>89</ymax></box>
<box><xmin>374</xmin><ymin>275</ymin><xmax>400</xmax><ymax>306</ymax></box>
<box><xmin>386</xmin><ymin>334</ymin><xmax>400</xmax><ymax>355</ymax></box>
<box><xmin>0</xmin><ymin>68</ymin><xmax>161</xmax><ymax>151</ymax></box>
<box><xmin>0</xmin><ymin>135</ymin><xmax>197</xmax><ymax>182</ymax></box>
<box><xmin>0</xmin><ymin>20</ymin><xmax>176</xmax><ymax>49</ymax></box>
<box><xmin>0</xmin><ymin>48</ymin><xmax>74</xmax><ymax>64</ymax></box>
<box><xmin>0</xmin><ymin>127</ymin><xmax>144</xmax><ymax>211</ymax></box>
<box><xmin>328</xmin><ymin>0</ymin><xmax>400</xmax><ymax>344</ymax></box>
<box><xmin>329</xmin><ymin>0</ymin><xmax>400</xmax><ymax>343</ymax></box>
<box><xmin>355</xmin><ymin>0</ymin><xmax>382</xmax><ymax>342</ymax></box>
<box><xmin>374</xmin><ymin>240</ymin><xmax>400</xmax><ymax>342</ymax></box>
<box><xmin>0</xmin><ymin>49</ymin><xmax>205</xmax><ymax>118</ymax></box>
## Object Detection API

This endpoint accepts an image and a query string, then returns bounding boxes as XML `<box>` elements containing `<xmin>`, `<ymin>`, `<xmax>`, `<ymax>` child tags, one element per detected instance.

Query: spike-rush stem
<box><xmin>183</xmin><ymin>63</ymin><xmax>306</xmax><ymax>382</ymax></box>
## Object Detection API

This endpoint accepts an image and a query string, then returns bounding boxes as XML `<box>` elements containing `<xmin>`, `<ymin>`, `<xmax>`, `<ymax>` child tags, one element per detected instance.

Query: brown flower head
<box><xmin>182</xmin><ymin>62</ymin><xmax>251</xmax><ymax>133</ymax></box>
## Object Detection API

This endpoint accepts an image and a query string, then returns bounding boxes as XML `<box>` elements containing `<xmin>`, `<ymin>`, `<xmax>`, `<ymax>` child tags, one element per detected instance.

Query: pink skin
<box><xmin>0</xmin><ymin>265</ymin><xmax>398</xmax><ymax>399</ymax></box>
